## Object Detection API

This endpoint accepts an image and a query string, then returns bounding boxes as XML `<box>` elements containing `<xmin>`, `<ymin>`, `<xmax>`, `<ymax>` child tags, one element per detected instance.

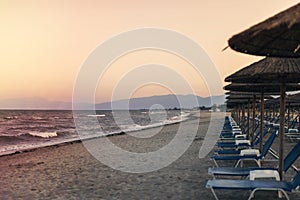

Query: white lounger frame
<box><xmin>209</xmin><ymin>187</ymin><xmax>290</xmax><ymax>200</ymax></box>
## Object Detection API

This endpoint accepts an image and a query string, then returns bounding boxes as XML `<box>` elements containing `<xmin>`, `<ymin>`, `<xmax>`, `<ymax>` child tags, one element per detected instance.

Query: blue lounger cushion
<box><xmin>214</xmin><ymin>149</ymin><xmax>241</xmax><ymax>154</ymax></box>
<box><xmin>211</xmin><ymin>154</ymin><xmax>259</xmax><ymax>161</ymax></box>
<box><xmin>208</xmin><ymin>167</ymin><xmax>275</xmax><ymax>176</ymax></box>
<box><xmin>206</xmin><ymin>179</ymin><xmax>293</xmax><ymax>192</ymax></box>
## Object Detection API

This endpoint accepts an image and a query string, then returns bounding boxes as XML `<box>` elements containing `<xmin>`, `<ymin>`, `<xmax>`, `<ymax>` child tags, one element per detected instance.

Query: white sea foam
<box><xmin>32</xmin><ymin>116</ymin><xmax>44</xmax><ymax>120</ymax></box>
<box><xmin>87</xmin><ymin>114</ymin><xmax>106</xmax><ymax>117</ymax></box>
<box><xmin>122</xmin><ymin>112</ymin><xmax>191</xmax><ymax>138</ymax></box>
<box><xmin>28</xmin><ymin>131</ymin><xmax>57</xmax><ymax>138</ymax></box>
<box><xmin>3</xmin><ymin>116</ymin><xmax>18</xmax><ymax>120</ymax></box>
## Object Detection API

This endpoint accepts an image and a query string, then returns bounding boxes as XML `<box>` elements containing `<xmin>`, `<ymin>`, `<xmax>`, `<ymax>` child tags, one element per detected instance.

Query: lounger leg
<box><xmin>210</xmin><ymin>188</ymin><xmax>220</xmax><ymax>200</ymax></box>
<box><xmin>278</xmin><ymin>189</ymin><xmax>289</xmax><ymax>200</ymax></box>
<box><xmin>255</xmin><ymin>160</ymin><xmax>261</xmax><ymax>167</ymax></box>
<box><xmin>248</xmin><ymin>189</ymin><xmax>256</xmax><ymax>200</ymax></box>
<box><xmin>212</xmin><ymin>159</ymin><xmax>219</xmax><ymax>167</ymax></box>
<box><xmin>212</xmin><ymin>174</ymin><xmax>216</xmax><ymax>180</ymax></box>
<box><xmin>248</xmin><ymin>188</ymin><xmax>289</xmax><ymax>200</ymax></box>
<box><xmin>235</xmin><ymin>160</ymin><xmax>241</xmax><ymax>167</ymax></box>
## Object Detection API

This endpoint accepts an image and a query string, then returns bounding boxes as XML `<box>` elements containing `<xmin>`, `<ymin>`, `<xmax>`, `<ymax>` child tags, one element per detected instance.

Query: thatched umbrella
<box><xmin>228</xmin><ymin>3</ymin><xmax>300</xmax><ymax>57</ymax></box>
<box><xmin>226</xmin><ymin>93</ymin><xmax>273</xmax><ymax>100</ymax></box>
<box><xmin>225</xmin><ymin>57</ymin><xmax>300</xmax><ymax>179</ymax></box>
<box><xmin>225</xmin><ymin>58</ymin><xmax>300</xmax><ymax>83</ymax></box>
<box><xmin>224</xmin><ymin>83</ymin><xmax>300</xmax><ymax>93</ymax></box>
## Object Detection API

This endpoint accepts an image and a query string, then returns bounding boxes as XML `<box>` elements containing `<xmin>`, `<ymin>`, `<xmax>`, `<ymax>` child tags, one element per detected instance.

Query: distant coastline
<box><xmin>0</xmin><ymin>94</ymin><xmax>225</xmax><ymax>110</ymax></box>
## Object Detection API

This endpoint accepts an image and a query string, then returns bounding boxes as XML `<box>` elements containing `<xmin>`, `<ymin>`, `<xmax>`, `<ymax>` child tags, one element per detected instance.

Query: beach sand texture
<box><xmin>1</xmin><ymin>113</ymin><xmax>300</xmax><ymax>200</ymax></box>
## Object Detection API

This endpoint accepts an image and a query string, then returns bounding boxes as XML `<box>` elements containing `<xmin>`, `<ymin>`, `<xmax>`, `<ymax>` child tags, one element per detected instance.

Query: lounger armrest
<box><xmin>235</xmin><ymin>134</ymin><xmax>247</xmax><ymax>139</ymax></box>
<box><xmin>240</xmin><ymin>149</ymin><xmax>260</xmax><ymax>156</ymax></box>
<box><xmin>249</xmin><ymin>170</ymin><xmax>280</xmax><ymax>181</ymax></box>
<box><xmin>235</xmin><ymin>140</ymin><xmax>251</xmax><ymax>145</ymax></box>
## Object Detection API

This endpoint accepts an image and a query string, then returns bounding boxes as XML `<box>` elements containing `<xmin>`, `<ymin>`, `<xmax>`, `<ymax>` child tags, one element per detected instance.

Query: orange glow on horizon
<box><xmin>0</xmin><ymin>0</ymin><xmax>299</xmax><ymax>104</ymax></box>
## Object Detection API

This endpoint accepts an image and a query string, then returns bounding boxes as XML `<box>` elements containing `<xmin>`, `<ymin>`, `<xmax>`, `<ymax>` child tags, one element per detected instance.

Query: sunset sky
<box><xmin>0</xmin><ymin>0</ymin><xmax>299</xmax><ymax>104</ymax></box>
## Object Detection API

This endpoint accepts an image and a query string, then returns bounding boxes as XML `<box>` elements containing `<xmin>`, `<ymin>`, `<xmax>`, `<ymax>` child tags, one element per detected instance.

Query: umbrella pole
<box><xmin>247</xmin><ymin>99</ymin><xmax>250</xmax><ymax>138</ymax></box>
<box><xmin>252</xmin><ymin>95</ymin><xmax>256</xmax><ymax>145</ymax></box>
<box><xmin>238</xmin><ymin>105</ymin><xmax>241</xmax><ymax>126</ymax></box>
<box><xmin>234</xmin><ymin>108</ymin><xmax>237</xmax><ymax>122</ymax></box>
<box><xmin>298</xmin><ymin>110</ymin><xmax>300</xmax><ymax>130</ymax></box>
<box><xmin>287</xmin><ymin>103</ymin><xmax>290</xmax><ymax>129</ymax></box>
<box><xmin>279</xmin><ymin>82</ymin><xmax>286</xmax><ymax>180</ymax></box>
<box><xmin>242</xmin><ymin>104</ymin><xmax>245</xmax><ymax>131</ymax></box>
<box><xmin>259</xmin><ymin>92</ymin><xmax>264</xmax><ymax>152</ymax></box>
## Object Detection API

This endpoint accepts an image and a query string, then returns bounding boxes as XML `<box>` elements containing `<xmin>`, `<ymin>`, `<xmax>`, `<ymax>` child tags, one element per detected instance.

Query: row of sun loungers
<box><xmin>206</xmin><ymin>116</ymin><xmax>300</xmax><ymax>200</ymax></box>
<box><xmin>243</xmin><ymin>115</ymin><xmax>300</xmax><ymax>141</ymax></box>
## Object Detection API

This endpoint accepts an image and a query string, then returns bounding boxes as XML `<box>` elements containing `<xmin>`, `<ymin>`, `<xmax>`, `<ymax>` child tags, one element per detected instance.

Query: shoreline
<box><xmin>0</xmin><ymin>111</ymin><xmax>205</xmax><ymax>157</ymax></box>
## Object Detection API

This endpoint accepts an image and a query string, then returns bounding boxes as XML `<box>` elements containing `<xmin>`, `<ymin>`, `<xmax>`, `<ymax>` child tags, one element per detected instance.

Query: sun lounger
<box><xmin>206</xmin><ymin>170</ymin><xmax>300</xmax><ymax>200</ymax></box>
<box><xmin>214</xmin><ymin>128</ymin><xmax>272</xmax><ymax>155</ymax></box>
<box><xmin>211</xmin><ymin>130</ymin><xmax>277</xmax><ymax>167</ymax></box>
<box><xmin>209</xmin><ymin>141</ymin><xmax>300</xmax><ymax>178</ymax></box>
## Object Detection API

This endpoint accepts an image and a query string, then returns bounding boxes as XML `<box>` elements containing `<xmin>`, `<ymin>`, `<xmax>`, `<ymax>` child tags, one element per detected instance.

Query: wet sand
<box><xmin>1</xmin><ymin>113</ymin><xmax>300</xmax><ymax>200</ymax></box>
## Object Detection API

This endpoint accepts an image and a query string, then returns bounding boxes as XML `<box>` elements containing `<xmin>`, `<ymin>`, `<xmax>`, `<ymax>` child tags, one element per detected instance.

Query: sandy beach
<box><xmin>1</xmin><ymin>113</ymin><xmax>300</xmax><ymax>200</ymax></box>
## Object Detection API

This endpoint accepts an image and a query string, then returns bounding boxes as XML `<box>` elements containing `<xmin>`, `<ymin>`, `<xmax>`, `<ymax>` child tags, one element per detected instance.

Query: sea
<box><xmin>0</xmin><ymin>110</ymin><xmax>192</xmax><ymax>156</ymax></box>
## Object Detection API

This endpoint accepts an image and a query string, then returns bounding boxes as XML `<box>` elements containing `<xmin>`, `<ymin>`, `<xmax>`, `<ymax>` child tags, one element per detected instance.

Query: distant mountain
<box><xmin>0</xmin><ymin>94</ymin><xmax>225</xmax><ymax>110</ymax></box>
<box><xmin>95</xmin><ymin>94</ymin><xmax>226</xmax><ymax>110</ymax></box>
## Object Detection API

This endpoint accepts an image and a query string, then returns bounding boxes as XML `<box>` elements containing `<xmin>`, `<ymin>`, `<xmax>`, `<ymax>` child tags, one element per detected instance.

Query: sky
<box><xmin>0</xmin><ymin>0</ymin><xmax>299</xmax><ymax>104</ymax></box>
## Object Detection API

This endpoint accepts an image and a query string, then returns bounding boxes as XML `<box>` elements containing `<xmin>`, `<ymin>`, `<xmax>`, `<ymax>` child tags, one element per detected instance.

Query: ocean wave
<box><xmin>87</xmin><ymin>114</ymin><xmax>106</xmax><ymax>117</ymax></box>
<box><xmin>13</xmin><ymin>131</ymin><xmax>71</xmax><ymax>140</ymax></box>
<box><xmin>32</xmin><ymin>116</ymin><xmax>44</xmax><ymax>120</ymax></box>
<box><xmin>3</xmin><ymin>116</ymin><xmax>18</xmax><ymax>120</ymax></box>
<box><xmin>149</xmin><ymin>111</ymin><xmax>166</xmax><ymax>114</ymax></box>
<box><xmin>118</xmin><ymin>112</ymin><xmax>190</xmax><ymax>133</ymax></box>
<box><xmin>28</xmin><ymin>131</ymin><xmax>57</xmax><ymax>138</ymax></box>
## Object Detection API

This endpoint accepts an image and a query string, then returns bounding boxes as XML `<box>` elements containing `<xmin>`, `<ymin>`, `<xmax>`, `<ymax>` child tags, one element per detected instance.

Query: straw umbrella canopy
<box><xmin>226</xmin><ymin>94</ymin><xmax>254</xmax><ymax>99</ymax></box>
<box><xmin>228</xmin><ymin>3</ymin><xmax>300</xmax><ymax>57</ymax></box>
<box><xmin>225</xmin><ymin>57</ymin><xmax>300</xmax><ymax>179</ymax></box>
<box><xmin>225</xmin><ymin>57</ymin><xmax>300</xmax><ymax>83</ymax></box>
<box><xmin>226</xmin><ymin>93</ymin><xmax>273</xmax><ymax>100</ymax></box>
<box><xmin>224</xmin><ymin>83</ymin><xmax>300</xmax><ymax>94</ymax></box>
